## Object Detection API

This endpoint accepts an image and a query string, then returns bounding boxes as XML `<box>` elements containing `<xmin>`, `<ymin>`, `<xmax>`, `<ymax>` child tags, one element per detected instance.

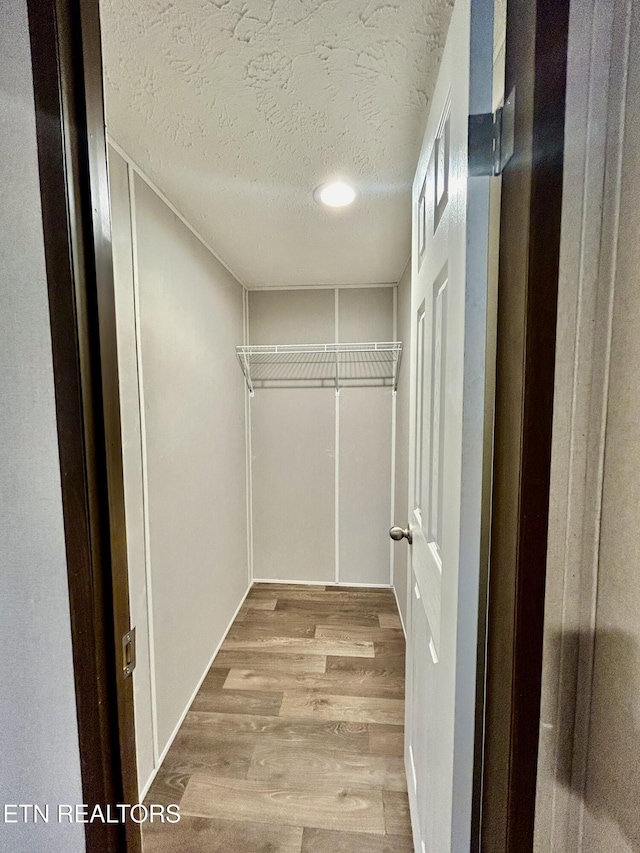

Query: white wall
<box><xmin>248</xmin><ymin>287</ymin><xmax>396</xmax><ymax>586</ymax></box>
<box><xmin>107</xmin><ymin>146</ymin><xmax>249</xmax><ymax>793</ymax></box>
<box><xmin>0</xmin><ymin>1</ymin><xmax>85</xmax><ymax>850</ymax></box>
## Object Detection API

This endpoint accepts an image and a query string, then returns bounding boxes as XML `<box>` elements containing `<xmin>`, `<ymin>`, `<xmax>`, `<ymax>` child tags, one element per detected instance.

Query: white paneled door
<box><xmin>404</xmin><ymin>0</ymin><xmax>493</xmax><ymax>850</ymax></box>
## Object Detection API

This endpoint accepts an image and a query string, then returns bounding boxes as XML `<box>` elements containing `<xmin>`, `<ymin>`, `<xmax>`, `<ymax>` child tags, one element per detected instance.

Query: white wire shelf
<box><xmin>236</xmin><ymin>342</ymin><xmax>403</xmax><ymax>396</ymax></box>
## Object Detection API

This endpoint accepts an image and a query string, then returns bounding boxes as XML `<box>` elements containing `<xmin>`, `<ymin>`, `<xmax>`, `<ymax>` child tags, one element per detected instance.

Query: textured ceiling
<box><xmin>101</xmin><ymin>0</ymin><xmax>454</xmax><ymax>288</ymax></box>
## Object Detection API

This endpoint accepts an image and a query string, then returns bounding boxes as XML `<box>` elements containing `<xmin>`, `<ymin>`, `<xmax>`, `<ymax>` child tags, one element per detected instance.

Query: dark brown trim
<box><xmin>481</xmin><ymin>0</ymin><xmax>570</xmax><ymax>850</ymax></box>
<box><xmin>27</xmin><ymin>0</ymin><xmax>140</xmax><ymax>851</ymax></box>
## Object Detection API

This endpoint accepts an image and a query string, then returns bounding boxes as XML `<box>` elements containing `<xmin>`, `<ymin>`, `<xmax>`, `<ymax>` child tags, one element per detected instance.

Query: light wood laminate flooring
<box><xmin>143</xmin><ymin>584</ymin><xmax>413</xmax><ymax>853</ymax></box>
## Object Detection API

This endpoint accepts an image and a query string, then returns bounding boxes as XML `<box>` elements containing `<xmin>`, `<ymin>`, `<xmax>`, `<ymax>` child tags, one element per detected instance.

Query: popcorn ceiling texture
<box><xmin>101</xmin><ymin>0</ymin><xmax>454</xmax><ymax>289</ymax></box>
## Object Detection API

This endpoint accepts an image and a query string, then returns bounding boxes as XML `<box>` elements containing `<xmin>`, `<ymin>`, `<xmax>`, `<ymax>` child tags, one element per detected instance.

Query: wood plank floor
<box><xmin>143</xmin><ymin>584</ymin><xmax>413</xmax><ymax>853</ymax></box>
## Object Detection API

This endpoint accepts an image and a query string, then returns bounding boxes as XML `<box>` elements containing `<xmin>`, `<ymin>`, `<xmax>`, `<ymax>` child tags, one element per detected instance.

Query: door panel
<box><xmin>405</xmin><ymin>0</ymin><xmax>493</xmax><ymax>850</ymax></box>
<box><xmin>410</xmin><ymin>582</ymin><xmax>435</xmax><ymax>848</ymax></box>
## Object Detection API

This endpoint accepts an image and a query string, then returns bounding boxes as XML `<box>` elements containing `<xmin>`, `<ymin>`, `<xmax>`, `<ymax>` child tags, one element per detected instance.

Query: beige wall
<box><xmin>573</xmin><ymin>2</ymin><xmax>640</xmax><ymax>847</ymax></box>
<box><xmin>108</xmin><ymin>148</ymin><xmax>249</xmax><ymax>791</ymax></box>
<box><xmin>136</xmin><ymin>172</ymin><xmax>249</xmax><ymax>753</ymax></box>
<box><xmin>251</xmin><ymin>387</ymin><xmax>336</xmax><ymax>582</ymax></box>
<box><xmin>339</xmin><ymin>387</ymin><xmax>393</xmax><ymax>585</ymax></box>
<box><xmin>535</xmin><ymin>0</ymin><xmax>640</xmax><ymax>849</ymax></box>
<box><xmin>0</xmin><ymin>2</ymin><xmax>85</xmax><ymax>850</ymax></box>
<box><xmin>249</xmin><ymin>289</ymin><xmax>334</xmax><ymax>345</ymax></box>
<box><xmin>248</xmin><ymin>287</ymin><xmax>396</xmax><ymax>586</ymax></box>
<box><xmin>338</xmin><ymin>288</ymin><xmax>394</xmax><ymax>586</ymax></box>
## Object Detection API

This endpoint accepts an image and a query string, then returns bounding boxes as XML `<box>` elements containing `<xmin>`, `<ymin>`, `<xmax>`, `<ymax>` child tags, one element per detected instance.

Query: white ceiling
<box><xmin>100</xmin><ymin>0</ymin><xmax>454</xmax><ymax>289</ymax></box>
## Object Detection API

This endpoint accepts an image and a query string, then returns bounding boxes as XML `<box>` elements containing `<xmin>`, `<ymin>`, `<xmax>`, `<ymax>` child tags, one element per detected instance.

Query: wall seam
<box><xmin>396</xmin><ymin>254</ymin><xmax>411</xmax><ymax>288</ymax></box>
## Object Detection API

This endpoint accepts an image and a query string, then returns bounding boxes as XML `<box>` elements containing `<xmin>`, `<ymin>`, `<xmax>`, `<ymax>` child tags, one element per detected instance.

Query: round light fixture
<box><xmin>315</xmin><ymin>180</ymin><xmax>356</xmax><ymax>208</ymax></box>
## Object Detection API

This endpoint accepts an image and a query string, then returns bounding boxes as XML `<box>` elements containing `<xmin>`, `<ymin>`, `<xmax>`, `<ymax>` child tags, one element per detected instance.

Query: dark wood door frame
<box><xmin>27</xmin><ymin>0</ymin><xmax>140</xmax><ymax>851</ymax></box>
<box><xmin>26</xmin><ymin>0</ymin><xmax>569</xmax><ymax>850</ymax></box>
<box><xmin>480</xmin><ymin>0</ymin><xmax>570</xmax><ymax>850</ymax></box>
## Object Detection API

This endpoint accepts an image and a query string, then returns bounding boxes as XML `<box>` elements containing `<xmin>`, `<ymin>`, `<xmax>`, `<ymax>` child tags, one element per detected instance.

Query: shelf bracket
<box><xmin>393</xmin><ymin>345</ymin><xmax>402</xmax><ymax>396</ymax></box>
<box><xmin>240</xmin><ymin>349</ymin><xmax>254</xmax><ymax>396</ymax></box>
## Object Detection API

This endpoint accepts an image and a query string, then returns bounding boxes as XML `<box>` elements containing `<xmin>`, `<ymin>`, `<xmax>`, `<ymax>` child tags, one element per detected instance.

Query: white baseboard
<box><xmin>139</xmin><ymin>582</ymin><xmax>252</xmax><ymax>801</ymax></box>
<box><xmin>253</xmin><ymin>578</ymin><xmax>393</xmax><ymax>589</ymax></box>
<box><xmin>392</xmin><ymin>583</ymin><xmax>407</xmax><ymax>639</ymax></box>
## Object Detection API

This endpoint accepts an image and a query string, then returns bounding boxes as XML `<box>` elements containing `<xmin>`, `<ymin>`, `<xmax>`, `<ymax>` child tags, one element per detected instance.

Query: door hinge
<box><xmin>122</xmin><ymin>627</ymin><xmax>136</xmax><ymax>678</ymax></box>
<box><xmin>468</xmin><ymin>87</ymin><xmax>516</xmax><ymax>176</ymax></box>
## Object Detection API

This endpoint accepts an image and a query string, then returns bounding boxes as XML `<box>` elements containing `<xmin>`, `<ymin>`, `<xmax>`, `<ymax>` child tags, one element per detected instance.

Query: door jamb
<box><xmin>480</xmin><ymin>0</ymin><xmax>571</xmax><ymax>849</ymax></box>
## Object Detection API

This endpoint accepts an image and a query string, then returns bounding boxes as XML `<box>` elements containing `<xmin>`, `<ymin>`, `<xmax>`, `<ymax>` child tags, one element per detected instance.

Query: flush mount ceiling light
<box><xmin>314</xmin><ymin>181</ymin><xmax>357</xmax><ymax>208</ymax></box>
